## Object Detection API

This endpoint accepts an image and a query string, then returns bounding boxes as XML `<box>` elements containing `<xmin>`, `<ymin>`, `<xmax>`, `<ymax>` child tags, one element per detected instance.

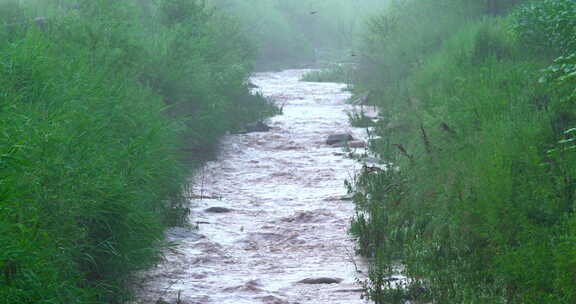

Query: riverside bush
<box><xmin>513</xmin><ymin>0</ymin><xmax>576</xmax><ymax>57</ymax></box>
<box><xmin>300</xmin><ymin>64</ymin><xmax>355</xmax><ymax>83</ymax></box>
<box><xmin>349</xmin><ymin>0</ymin><xmax>576</xmax><ymax>303</ymax></box>
<box><xmin>0</xmin><ymin>29</ymin><xmax>178</xmax><ymax>304</ymax></box>
<box><xmin>0</xmin><ymin>0</ymin><xmax>276</xmax><ymax>303</ymax></box>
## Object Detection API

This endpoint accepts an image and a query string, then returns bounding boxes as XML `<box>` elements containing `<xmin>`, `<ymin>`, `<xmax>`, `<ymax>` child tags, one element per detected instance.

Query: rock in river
<box><xmin>297</xmin><ymin>277</ymin><xmax>343</xmax><ymax>284</ymax></box>
<box><xmin>326</xmin><ymin>134</ymin><xmax>353</xmax><ymax>146</ymax></box>
<box><xmin>205</xmin><ymin>206</ymin><xmax>233</xmax><ymax>213</ymax></box>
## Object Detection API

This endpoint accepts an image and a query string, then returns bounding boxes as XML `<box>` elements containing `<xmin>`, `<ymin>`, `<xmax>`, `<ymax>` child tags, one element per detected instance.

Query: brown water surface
<box><xmin>133</xmin><ymin>69</ymin><xmax>373</xmax><ymax>304</ymax></box>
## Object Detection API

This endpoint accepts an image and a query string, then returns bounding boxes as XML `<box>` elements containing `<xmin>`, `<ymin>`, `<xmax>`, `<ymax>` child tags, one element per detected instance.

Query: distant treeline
<box><xmin>0</xmin><ymin>0</ymin><xmax>275</xmax><ymax>303</ymax></box>
<box><xmin>207</xmin><ymin>0</ymin><xmax>387</xmax><ymax>69</ymax></box>
<box><xmin>348</xmin><ymin>0</ymin><xmax>576</xmax><ymax>303</ymax></box>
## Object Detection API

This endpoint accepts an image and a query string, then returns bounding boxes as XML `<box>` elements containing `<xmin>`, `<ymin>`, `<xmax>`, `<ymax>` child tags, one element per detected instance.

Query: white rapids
<box><xmin>132</xmin><ymin>69</ymin><xmax>374</xmax><ymax>304</ymax></box>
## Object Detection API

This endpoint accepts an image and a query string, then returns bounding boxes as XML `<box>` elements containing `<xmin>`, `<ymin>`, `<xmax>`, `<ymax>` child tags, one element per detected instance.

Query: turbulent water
<box><xmin>133</xmin><ymin>70</ymin><xmax>374</xmax><ymax>304</ymax></box>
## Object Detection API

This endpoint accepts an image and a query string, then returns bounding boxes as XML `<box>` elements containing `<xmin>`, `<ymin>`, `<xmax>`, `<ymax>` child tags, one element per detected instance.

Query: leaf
<box><xmin>558</xmin><ymin>138</ymin><xmax>575</xmax><ymax>144</ymax></box>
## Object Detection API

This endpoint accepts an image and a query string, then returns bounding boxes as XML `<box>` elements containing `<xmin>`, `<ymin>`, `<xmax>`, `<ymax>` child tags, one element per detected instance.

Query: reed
<box><xmin>349</xmin><ymin>0</ymin><xmax>576</xmax><ymax>303</ymax></box>
<box><xmin>0</xmin><ymin>0</ymin><xmax>276</xmax><ymax>303</ymax></box>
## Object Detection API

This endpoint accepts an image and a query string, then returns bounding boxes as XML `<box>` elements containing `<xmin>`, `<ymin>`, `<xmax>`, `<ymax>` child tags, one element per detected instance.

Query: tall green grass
<box><xmin>299</xmin><ymin>63</ymin><xmax>355</xmax><ymax>83</ymax></box>
<box><xmin>348</xmin><ymin>0</ymin><xmax>576</xmax><ymax>303</ymax></box>
<box><xmin>0</xmin><ymin>0</ymin><xmax>277</xmax><ymax>303</ymax></box>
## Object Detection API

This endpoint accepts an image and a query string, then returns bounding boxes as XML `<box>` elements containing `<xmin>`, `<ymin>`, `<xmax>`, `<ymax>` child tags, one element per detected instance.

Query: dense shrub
<box><xmin>299</xmin><ymin>63</ymin><xmax>355</xmax><ymax>83</ymax></box>
<box><xmin>0</xmin><ymin>28</ymin><xmax>179</xmax><ymax>304</ymax></box>
<box><xmin>513</xmin><ymin>0</ymin><xmax>576</xmax><ymax>57</ymax></box>
<box><xmin>0</xmin><ymin>0</ymin><xmax>276</xmax><ymax>303</ymax></box>
<box><xmin>541</xmin><ymin>53</ymin><xmax>576</xmax><ymax>102</ymax></box>
<box><xmin>348</xmin><ymin>0</ymin><xmax>576</xmax><ymax>303</ymax></box>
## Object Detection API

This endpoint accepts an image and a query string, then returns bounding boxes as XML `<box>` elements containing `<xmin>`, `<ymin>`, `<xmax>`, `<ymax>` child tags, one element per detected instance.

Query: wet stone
<box><xmin>329</xmin><ymin>141</ymin><xmax>348</xmax><ymax>148</ymax></box>
<box><xmin>223</xmin><ymin>279</ymin><xmax>264</xmax><ymax>292</ymax></box>
<box><xmin>204</xmin><ymin>206</ymin><xmax>233</xmax><ymax>213</ymax></box>
<box><xmin>258</xmin><ymin>295</ymin><xmax>291</xmax><ymax>304</ymax></box>
<box><xmin>297</xmin><ymin>277</ymin><xmax>343</xmax><ymax>284</ymax></box>
<box><xmin>334</xmin><ymin>288</ymin><xmax>364</xmax><ymax>293</ymax></box>
<box><xmin>326</xmin><ymin>133</ymin><xmax>353</xmax><ymax>145</ymax></box>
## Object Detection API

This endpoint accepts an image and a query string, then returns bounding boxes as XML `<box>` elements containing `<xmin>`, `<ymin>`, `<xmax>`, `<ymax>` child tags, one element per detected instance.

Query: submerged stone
<box><xmin>326</xmin><ymin>133</ymin><xmax>353</xmax><ymax>145</ymax></box>
<box><xmin>204</xmin><ymin>206</ymin><xmax>233</xmax><ymax>213</ymax></box>
<box><xmin>297</xmin><ymin>277</ymin><xmax>343</xmax><ymax>284</ymax></box>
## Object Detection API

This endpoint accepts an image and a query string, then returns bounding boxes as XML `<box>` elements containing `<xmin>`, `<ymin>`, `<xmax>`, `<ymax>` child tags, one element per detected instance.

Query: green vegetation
<box><xmin>299</xmin><ymin>63</ymin><xmax>355</xmax><ymax>83</ymax></box>
<box><xmin>0</xmin><ymin>0</ymin><xmax>276</xmax><ymax>303</ymax></box>
<box><xmin>348</xmin><ymin>0</ymin><xmax>576</xmax><ymax>303</ymax></box>
<box><xmin>347</xmin><ymin>109</ymin><xmax>377</xmax><ymax>129</ymax></box>
<box><xmin>208</xmin><ymin>0</ymin><xmax>387</xmax><ymax>70</ymax></box>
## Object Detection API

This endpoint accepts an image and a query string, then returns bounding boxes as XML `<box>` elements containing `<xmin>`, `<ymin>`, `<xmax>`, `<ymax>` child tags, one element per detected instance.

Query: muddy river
<box><xmin>133</xmin><ymin>69</ymin><xmax>373</xmax><ymax>304</ymax></box>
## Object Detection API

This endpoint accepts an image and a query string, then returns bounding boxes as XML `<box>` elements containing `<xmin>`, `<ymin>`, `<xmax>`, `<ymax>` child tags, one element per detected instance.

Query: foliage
<box><xmin>347</xmin><ymin>109</ymin><xmax>376</xmax><ymax>128</ymax></box>
<box><xmin>299</xmin><ymin>64</ymin><xmax>354</xmax><ymax>83</ymax></box>
<box><xmin>513</xmin><ymin>0</ymin><xmax>576</xmax><ymax>56</ymax></box>
<box><xmin>541</xmin><ymin>53</ymin><xmax>576</xmax><ymax>102</ymax></box>
<box><xmin>348</xmin><ymin>0</ymin><xmax>576</xmax><ymax>303</ymax></box>
<box><xmin>0</xmin><ymin>0</ymin><xmax>276</xmax><ymax>303</ymax></box>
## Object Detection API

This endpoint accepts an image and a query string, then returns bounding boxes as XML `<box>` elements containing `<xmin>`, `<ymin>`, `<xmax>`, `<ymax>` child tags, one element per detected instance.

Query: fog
<box><xmin>207</xmin><ymin>0</ymin><xmax>388</xmax><ymax>68</ymax></box>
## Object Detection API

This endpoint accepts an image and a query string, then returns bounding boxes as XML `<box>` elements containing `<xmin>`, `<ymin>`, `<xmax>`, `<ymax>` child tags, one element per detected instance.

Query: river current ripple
<box><xmin>133</xmin><ymin>69</ymin><xmax>371</xmax><ymax>304</ymax></box>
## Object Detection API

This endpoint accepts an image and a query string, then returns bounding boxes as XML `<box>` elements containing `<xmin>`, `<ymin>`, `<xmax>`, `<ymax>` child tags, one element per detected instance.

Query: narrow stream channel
<box><xmin>133</xmin><ymin>69</ymin><xmax>371</xmax><ymax>304</ymax></box>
